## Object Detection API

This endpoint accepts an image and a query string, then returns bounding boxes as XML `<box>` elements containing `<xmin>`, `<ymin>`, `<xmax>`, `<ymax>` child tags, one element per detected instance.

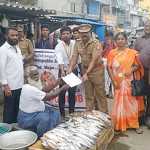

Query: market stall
<box><xmin>29</xmin><ymin>110</ymin><xmax>114</xmax><ymax>150</ymax></box>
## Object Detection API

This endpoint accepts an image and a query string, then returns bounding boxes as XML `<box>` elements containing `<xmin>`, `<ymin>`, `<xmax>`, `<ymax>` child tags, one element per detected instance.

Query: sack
<box><xmin>131</xmin><ymin>71</ymin><xmax>150</xmax><ymax>96</ymax></box>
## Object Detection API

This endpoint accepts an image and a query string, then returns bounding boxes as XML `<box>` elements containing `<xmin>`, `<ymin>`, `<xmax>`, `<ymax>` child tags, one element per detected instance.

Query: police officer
<box><xmin>68</xmin><ymin>24</ymin><xmax>108</xmax><ymax>113</ymax></box>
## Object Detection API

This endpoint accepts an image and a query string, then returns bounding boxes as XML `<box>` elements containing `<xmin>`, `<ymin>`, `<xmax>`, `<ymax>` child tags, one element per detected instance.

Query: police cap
<box><xmin>78</xmin><ymin>24</ymin><xmax>92</xmax><ymax>33</ymax></box>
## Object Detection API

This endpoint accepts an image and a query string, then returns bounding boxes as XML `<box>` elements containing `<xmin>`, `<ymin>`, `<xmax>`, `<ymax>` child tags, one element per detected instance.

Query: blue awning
<box><xmin>95</xmin><ymin>0</ymin><xmax>109</xmax><ymax>5</ymax></box>
<box><xmin>48</xmin><ymin>16</ymin><xmax>105</xmax><ymax>26</ymax></box>
<box><xmin>72</xmin><ymin>18</ymin><xmax>105</xmax><ymax>26</ymax></box>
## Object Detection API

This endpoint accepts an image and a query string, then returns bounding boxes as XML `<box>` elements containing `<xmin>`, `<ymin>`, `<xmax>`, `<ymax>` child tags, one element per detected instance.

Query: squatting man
<box><xmin>17</xmin><ymin>66</ymin><xmax>69</xmax><ymax>137</ymax></box>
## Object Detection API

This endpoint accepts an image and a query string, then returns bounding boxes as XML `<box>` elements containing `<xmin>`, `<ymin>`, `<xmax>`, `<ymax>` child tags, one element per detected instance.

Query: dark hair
<box><xmin>72</xmin><ymin>26</ymin><xmax>79</xmax><ymax>33</ymax></box>
<box><xmin>41</xmin><ymin>24</ymin><xmax>49</xmax><ymax>30</ymax></box>
<box><xmin>60</xmin><ymin>26</ymin><xmax>72</xmax><ymax>35</ymax></box>
<box><xmin>114</xmin><ymin>32</ymin><xmax>128</xmax><ymax>41</ymax></box>
<box><xmin>105</xmin><ymin>30</ymin><xmax>114</xmax><ymax>37</ymax></box>
<box><xmin>6</xmin><ymin>27</ymin><xmax>18</xmax><ymax>35</ymax></box>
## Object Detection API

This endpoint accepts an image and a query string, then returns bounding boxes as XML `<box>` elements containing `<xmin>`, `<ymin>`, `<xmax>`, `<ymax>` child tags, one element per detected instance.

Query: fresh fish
<box><xmin>41</xmin><ymin>110</ymin><xmax>113</xmax><ymax>150</ymax></box>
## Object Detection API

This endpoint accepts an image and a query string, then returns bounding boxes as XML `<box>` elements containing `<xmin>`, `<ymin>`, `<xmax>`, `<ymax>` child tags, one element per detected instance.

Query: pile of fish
<box><xmin>41</xmin><ymin>110</ymin><xmax>112</xmax><ymax>150</ymax></box>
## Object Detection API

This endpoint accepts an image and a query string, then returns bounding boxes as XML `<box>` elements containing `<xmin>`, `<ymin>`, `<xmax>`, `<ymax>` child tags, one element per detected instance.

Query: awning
<box><xmin>72</xmin><ymin>18</ymin><xmax>105</xmax><ymax>26</ymax></box>
<box><xmin>95</xmin><ymin>0</ymin><xmax>109</xmax><ymax>5</ymax></box>
<box><xmin>47</xmin><ymin>16</ymin><xmax>105</xmax><ymax>26</ymax></box>
<box><xmin>0</xmin><ymin>2</ymin><xmax>52</xmax><ymax>19</ymax></box>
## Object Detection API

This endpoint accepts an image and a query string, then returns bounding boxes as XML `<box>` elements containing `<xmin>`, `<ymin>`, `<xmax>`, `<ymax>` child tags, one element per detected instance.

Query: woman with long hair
<box><xmin>107</xmin><ymin>32</ymin><xmax>144</xmax><ymax>134</ymax></box>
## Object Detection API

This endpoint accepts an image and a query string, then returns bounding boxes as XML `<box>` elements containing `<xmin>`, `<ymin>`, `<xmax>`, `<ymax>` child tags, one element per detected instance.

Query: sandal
<box><xmin>114</xmin><ymin>131</ymin><xmax>128</xmax><ymax>137</ymax></box>
<box><xmin>135</xmin><ymin>128</ymin><xmax>143</xmax><ymax>134</ymax></box>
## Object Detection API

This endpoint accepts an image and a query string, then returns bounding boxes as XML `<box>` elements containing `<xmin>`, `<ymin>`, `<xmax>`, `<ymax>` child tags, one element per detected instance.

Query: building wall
<box><xmin>129</xmin><ymin>0</ymin><xmax>146</xmax><ymax>28</ymax></box>
<box><xmin>37</xmin><ymin>0</ymin><xmax>101</xmax><ymax>19</ymax></box>
<box><xmin>99</xmin><ymin>0</ymin><xmax>142</xmax><ymax>29</ymax></box>
<box><xmin>114</xmin><ymin>0</ymin><xmax>142</xmax><ymax>29</ymax></box>
<box><xmin>37</xmin><ymin>0</ymin><xmax>84</xmax><ymax>16</ymax></box>
<box><xmin>37</xmin><ymin>0</ymin><xmax>145</xmax><ymax>28</ymax></box>
<box><xmin>38</xmin><ymin>0</ymin><xmax>70</xmax><ymax>13</ymax></box>
<box><xmin>84</xmin><ymin>0</ymin><xmax>100</xmax><ymax>19</ymax></box>
<box><xmin>131</xmin><ymin>14</ymin><xmax>140</xmax><ymax>28</ymax></box>
<box><xmin>139</xmin><ymin>0</ymin><xmax>150</xmax><ymax>18</ymax></box>
<box><xmin>139</xmin><ymin>0</ymin><xmax>150</xmax><ymax>12</ymax></box>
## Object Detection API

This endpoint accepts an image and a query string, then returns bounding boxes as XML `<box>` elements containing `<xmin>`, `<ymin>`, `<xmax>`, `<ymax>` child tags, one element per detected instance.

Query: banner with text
<box><xmin>34</xmin><ymin>49</ymin><xmax>85</xmax><ymax>108</ymax></box>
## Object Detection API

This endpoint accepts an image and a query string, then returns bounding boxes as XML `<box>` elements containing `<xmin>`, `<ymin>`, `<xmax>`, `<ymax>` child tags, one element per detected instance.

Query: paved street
<box><xmin>0</xmin><ymin>97</ymin><xmax>150</xmax><ymax>149</ymax></box>
<box><xmin>108</xmin><ymin>126</ymin><xmax>150</xmax><ymax>150</ymax></box>
<box><xmin>107</xmin><ymin>98</ymin><xmax>150</xmax><ymax>150</ymax></box>
<box><xmin>0</xmin><ymin>0</ymin><xmax>150</xmax><ymax>150</ymax></box>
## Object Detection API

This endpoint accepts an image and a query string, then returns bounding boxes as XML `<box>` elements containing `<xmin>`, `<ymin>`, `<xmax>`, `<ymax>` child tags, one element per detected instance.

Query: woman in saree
<box><xmin>107</xmin><ymin>32</ymin><xmax>144</xmax><ymax>134</ymax></box>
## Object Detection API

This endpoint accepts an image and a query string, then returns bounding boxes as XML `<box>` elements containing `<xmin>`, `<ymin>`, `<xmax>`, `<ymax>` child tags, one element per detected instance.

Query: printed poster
<box><xmin>34</xmin><ymin>49</ymin><xmax>86</xmax><ymax>108</ymax></box>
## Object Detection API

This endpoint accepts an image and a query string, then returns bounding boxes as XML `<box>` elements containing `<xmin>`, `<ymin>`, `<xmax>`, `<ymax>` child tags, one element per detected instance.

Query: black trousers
<box><xmin>143</xmin><ymin>68</ymin><xmax>150</xmax><ymax>116</ymax></box>
<box><xmin>58</xmin><ymin>69</ymin><xmax>78</xmax><ymax>116</ymax></box>
<box><xmin>3</xmin><ymin>88</ymin><xmax>22</xmax><ymax>123</ymax></box>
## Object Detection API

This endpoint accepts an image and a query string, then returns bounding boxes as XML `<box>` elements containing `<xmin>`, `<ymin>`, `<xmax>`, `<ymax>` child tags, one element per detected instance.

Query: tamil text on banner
<box><xmin>34</xmin><ymin>49</ymin><xmax>86</xmax><ymax>108</ymax></box>
<box><xmin>34</xmin><ymin>49</ymin><xmax>59</xmax><ymax>78</ymax></box>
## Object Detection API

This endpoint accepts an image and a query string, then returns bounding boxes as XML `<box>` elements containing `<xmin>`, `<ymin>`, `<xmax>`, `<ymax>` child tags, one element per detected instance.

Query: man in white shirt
<box><xmin>55</xmin><ymin>26</ymin><xmax>78</xmax><ymax>117</ymax></box>
<box><xmin>0</xmin><ymin>27</ymin><xmax>24</xmax><ymax>123</ymax></box>
<box><xmin>17</xmin><ymin>66</ymin><xmax>69</xmax><ymax>137</ymax></box>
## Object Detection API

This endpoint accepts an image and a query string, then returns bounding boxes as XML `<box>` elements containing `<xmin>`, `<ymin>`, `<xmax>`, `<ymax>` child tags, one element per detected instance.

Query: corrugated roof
<box><xmin>72</xmin><ymin>18</ymin><xmax>105</xmax><ymax>26</ymax></box>
<box><xmin>46</xmin><ymin>16</ymin><xmax>105</xmax><ymax>26</ymax></box>
<box><xmin>0</xmin><ymin>2</ymin><xmax>52</xmax><ymax>16</ymax></box>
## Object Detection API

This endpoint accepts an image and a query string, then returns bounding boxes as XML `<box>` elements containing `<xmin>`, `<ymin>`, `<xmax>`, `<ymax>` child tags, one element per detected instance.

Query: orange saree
<box><xmin>107</xmin><ymin>48</ymin><xmax>144</xmax><ymax>131</ymax></box>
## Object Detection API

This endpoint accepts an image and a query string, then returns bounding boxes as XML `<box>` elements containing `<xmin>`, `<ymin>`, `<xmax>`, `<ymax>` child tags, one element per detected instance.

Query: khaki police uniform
<box><xmin>18</xmin><ymin>26</ymin><xmax>34</xmax><ymax>83</ymax></box>
<box><xmin>18</xmin><ymin>26</ymin><xmax>34</xmax><ymax>66</ymax></box>
<box><xmin>19</xmin><ymin>38</ymin><xmax>33</xmax><ymax>65</ymax></box>
<box><xmin>72</xmin><ymin>24</ymin><xmax>108</xmax><ymax>113</ymax></box>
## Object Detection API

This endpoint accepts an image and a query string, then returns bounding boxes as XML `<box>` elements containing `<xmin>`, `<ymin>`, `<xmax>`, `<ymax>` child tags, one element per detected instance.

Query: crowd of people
<box><xmin>0</xmin><ymin>20</ymin><xmax>150</xmax><ymax>137</ymax></box>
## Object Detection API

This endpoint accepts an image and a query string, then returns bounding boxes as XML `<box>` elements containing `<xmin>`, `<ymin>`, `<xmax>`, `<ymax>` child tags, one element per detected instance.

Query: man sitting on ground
<box><xmin>17</xmin><ymin>66</ymin><xmax>69</xmax><ymax>137</ymax></box>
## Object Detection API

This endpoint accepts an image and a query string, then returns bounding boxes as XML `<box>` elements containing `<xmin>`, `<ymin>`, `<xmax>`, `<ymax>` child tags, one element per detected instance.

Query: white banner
<box><xmin>34</xmin><ymin>49</ymin><xmax>59</xmax><ymax>78</ymax></box>
<box><xmin>34</xmin><ymin>49</ymin><xmax>86</xmax><ymax>108</ymax></box>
